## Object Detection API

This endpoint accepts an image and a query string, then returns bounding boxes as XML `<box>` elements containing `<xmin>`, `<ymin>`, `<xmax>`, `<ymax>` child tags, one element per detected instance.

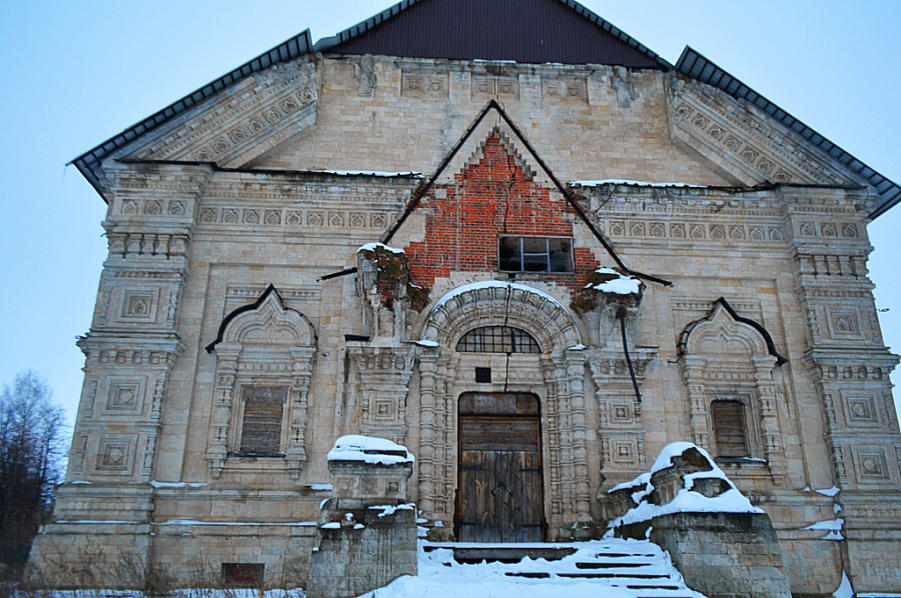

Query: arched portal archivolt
<box><xmin>415</xmin><ymin>281</ymin><xmax>591</xmax><ymax>538</ymax></box>
<box><xmin>421</xmin><ymin>281</ymin><xmax>583</xmax><ymax>351</ymax></box>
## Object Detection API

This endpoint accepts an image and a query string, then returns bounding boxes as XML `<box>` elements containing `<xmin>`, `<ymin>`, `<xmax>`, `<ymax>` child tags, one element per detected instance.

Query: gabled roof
<box><xmin>69</xmin><ymin>1</ymin><xmax>899</xmax><ymax>219</ymax></box>
<box><xmin>675</xmin><ymin>47</ymin><xmax>901</xmax><ymax>219</ymax></box>
<box><xmin>315</xmin><ymin>0</ymin><xmax>670</xmax><ymax>68</ymax></box>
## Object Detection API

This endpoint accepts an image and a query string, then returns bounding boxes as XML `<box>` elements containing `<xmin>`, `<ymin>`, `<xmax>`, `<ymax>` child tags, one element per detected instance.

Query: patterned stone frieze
<box><xmin>668</xmin><ymin>74</ymin><xmax>862</xmax><ymax>190</ymax></box>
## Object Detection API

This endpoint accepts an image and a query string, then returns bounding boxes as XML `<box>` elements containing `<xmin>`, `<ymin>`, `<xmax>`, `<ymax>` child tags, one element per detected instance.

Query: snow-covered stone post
<box><xmin>607</xmin><ymin>442</ymin><xmax>792</xmax><ymax>598</ymax></box>
<box><xmin>307</xmin><ymin>435</ymin><xmax>417</xmax><ymax>598</ymax></box>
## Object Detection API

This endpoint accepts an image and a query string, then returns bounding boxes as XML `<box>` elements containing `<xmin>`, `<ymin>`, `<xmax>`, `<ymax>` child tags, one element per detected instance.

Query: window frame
<box><xmin>497</xmin><ymin>235</ymin><xmax>574</xmax><ymax>274</ymax></box>
<box><xmin>457</xmin><ymin>326</ymin><xmax>541</xmax><ymax>354</ymax></box>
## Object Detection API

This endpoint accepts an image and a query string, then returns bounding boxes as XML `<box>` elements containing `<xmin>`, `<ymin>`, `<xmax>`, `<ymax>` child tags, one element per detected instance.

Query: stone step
<box><xmin>421</xmin><ymin>539</ymin><xmax>704</xmax><ymax>598</ymax></box>
<box><xmin>575</xmin><ymin>560</ymin><xmax>652</xmax><ymax>568</ymax></box>
<box><xmin>424</xmin><ymin>542</ymin><xmax>577</xmax><ymax>563</ymax></box>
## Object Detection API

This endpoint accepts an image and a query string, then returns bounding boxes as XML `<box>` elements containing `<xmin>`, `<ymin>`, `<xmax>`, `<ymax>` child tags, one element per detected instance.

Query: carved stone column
<box><xmin>591</xmin><ymin>347</ymin><xmax>657</xmax><ymax>492</ymax></box>
<box><xmin>752</xmin><ymin>354</ymin><xmax>788</xmax><ymax>483</ymax></box>
<box><xmin>682</xmin><ymin>355</ymin><xmax>710</xmax><ymax>450</ymax></box>
<box><xmin>416</xmin><ymin>349</ymin><xmax>440</xmax><ymax>516</ymax></box>
<box><xmin>206</xmin><ymin>344</ymin><xmax>239</xmax><ymax>478</ymax></box>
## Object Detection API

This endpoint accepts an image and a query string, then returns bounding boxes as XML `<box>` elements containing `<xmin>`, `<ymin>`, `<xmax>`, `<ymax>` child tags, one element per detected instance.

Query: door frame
<box><xmin>455</xmin><ymin>392</ymin><xmax>546</xmax><ymax>542</ymax></box>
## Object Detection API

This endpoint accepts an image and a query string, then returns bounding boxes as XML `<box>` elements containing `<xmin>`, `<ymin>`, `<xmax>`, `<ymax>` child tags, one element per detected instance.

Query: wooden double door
<box><xmin>456</xmin><ymin>393</ymin><xmax>545</xmax><ymax>542</ymax></box>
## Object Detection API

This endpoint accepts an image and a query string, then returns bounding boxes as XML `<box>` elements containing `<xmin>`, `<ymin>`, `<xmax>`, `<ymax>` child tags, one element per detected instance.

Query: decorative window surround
<box><xmin>680</xmin><ymin>299</ymin><xmax>788</xmax><ymax>484</ymax></box>
<box><xmin>205</xmin><ymin>285</ymin><xmax>316</xmax><ymax>479</ymax></box>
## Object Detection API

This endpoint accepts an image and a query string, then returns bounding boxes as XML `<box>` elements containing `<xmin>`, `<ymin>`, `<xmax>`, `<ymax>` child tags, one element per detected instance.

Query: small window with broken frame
<box><xmin>498</xmin><ymin>236</ymin><xmax>573</xmax><ymax>273</ymax></box>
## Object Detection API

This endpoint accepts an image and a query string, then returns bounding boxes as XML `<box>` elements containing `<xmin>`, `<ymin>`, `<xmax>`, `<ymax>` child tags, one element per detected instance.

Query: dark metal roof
<box><xmin>676</xmin><ymin>47</ymin><xmax>901</xmax><ymax>219</ymax></box>
<box><xmin>72</xmin><ymin>30</ymin><xmax>314</xmax><ymax>201</ymax></box>
<box><xmin>318</xmin><ymin>0</ymin><xmax>670</xmax><ymax>69</ymax></box>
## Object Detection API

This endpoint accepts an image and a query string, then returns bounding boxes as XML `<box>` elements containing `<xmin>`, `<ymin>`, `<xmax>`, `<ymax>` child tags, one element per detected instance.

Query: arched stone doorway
<box><xmin>415</xmin><ymin>281</ymin><xmax>589</xmax><ymax>540</ymax></box>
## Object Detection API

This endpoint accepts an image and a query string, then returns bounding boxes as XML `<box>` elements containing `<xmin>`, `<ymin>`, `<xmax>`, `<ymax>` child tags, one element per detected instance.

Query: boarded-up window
<box><xmin>222</xmin><ymin>563</ymin><xmax>264</xmax><ymax>586</ymax></box>
<box><xmin>239</xmin><ymin>386</ymin><xmax>287</xmax><ymax>454</ymax></box>
<box><xmin>457</xmin><ymin>326</ymin><xmax>540</xmax><ymax>353</ymax></box>
<box><xmin>711</xmin><ymin>400</ymin><xmax>749</xmax><ymax>458</ymax></box>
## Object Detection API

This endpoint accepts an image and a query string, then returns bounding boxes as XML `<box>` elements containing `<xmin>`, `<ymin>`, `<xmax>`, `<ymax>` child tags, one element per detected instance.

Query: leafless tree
<box><xmin>0</xmin><ymin>371</ymin><xmax>66</xmax><ymax>576</ymax></box>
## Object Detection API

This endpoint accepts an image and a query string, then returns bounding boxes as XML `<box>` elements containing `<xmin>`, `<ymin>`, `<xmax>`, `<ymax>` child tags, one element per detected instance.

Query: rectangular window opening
<box><xmin>498</xmin><ymin>236</ymin><xmax>573</xmax><ymax>273</ymax></box>
<box><xmin>711</xmin><ymin>400</ymin><xmax>750</xmax><ymax>458</ymax></box>
<box><xmin>238</xmin><ymin>386</ymin><xmax>287</xmax><ymax>454</ymax></box>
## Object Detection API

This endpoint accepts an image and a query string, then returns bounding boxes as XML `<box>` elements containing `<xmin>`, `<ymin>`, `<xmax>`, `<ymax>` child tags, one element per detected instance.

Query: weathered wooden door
<box><xmin>456</xmin><ymin>393</ymin><xmax>544</xmax><ymax>542</ymax></box>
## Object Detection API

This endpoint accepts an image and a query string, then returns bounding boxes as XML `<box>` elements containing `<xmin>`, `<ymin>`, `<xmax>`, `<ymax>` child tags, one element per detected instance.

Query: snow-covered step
<box><xmin>356</xmin><ymin>538</ymin><xmax>707</xmax><ymax>598</ymax></box>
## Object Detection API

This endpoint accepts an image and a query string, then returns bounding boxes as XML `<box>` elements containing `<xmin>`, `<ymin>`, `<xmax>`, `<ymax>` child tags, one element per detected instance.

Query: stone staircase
<box><xmin>421</xmin><ymin>539</ymin><xmax>706</xmax><ymax>598</ymax></box>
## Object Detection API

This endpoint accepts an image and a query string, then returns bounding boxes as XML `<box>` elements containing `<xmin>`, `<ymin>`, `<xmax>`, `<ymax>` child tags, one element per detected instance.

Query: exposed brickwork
<box><xmin>403</xmin><ymin>134</ymin><xmax>600</xmax><ymax>290</ymax></box>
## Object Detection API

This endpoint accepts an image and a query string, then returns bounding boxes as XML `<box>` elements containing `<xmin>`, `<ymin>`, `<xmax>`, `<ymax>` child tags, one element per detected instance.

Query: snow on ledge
<box><xmin>833</xmin><ymin>571</ymin><xmax>854</xmax><ymax>598</ymax></box>
<box><xmin>569</xmin><ymin>179</ymin><xmax>706</xmax><ymax>188</ymax></box>
<box><xmin>412</xmin><ymin>339</ymin><xmax>439</xmax><ymax>347</ymax></box>
<box><xmin>327</xmin><ymin>434</ymin><xmax>414</xmax><ymax>465</ymax></box>
<box><xmin>314</xmin><ymin>170</ymin><xmax>424</xmax><ymax>178</ymax></box>
<box><xmin>610</xmin><ymin>442</ymin><xmax>763</xmax><ymax>528</ymax></box>
<box><xmin>157</xmin><ymin>519</ymin><xmax>317</xmax><ymax>527</ymax></box>
<box><xmin>357</xmin><ymin>242</ymin><xmax>405</xmax><ymax>255</ymax></box>
<box><xmin>586</xmin><ymin>268</ymin><xmax>641</xmax><ymax>295</ymax></box>
<box><xmin>149</xmin><ymin>480</ymin><xmax>208</xmax><ymax>489</ymax></box>
<box><xmin>815</xmin><ymin>486</ymin><xmax>840</xmax><ymax>497</ymax></box>
<box><xmin>369</xmin><ymin>503</ymin><xmax>415</xmax><ymax>518</ymax></box>
<box><xmin>432</xmin><ymin>280</ymin><xmax>568</xmax><ymax>313</ymax></box>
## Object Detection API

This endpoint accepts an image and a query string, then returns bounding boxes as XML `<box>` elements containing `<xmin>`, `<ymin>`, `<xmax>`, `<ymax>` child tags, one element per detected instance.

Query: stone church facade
<box><xmin>32</xmin><ymin>0</ymin><xmax>901</xmax><ymax>595</ymax></box>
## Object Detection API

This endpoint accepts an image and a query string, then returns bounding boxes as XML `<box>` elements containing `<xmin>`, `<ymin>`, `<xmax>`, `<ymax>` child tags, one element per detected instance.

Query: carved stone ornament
<box><xmin>416</xmin><ymin>282</ymin><xmax>592</xmax><ymax>536</ymax></box>
<box><xmin>205</xmin><ymin>286</ymin><xmax>316</xmax><ymax>479</ymax></box>
<box><xmin>679</xmin><ymin>300</ymin><xmax>788</xmax><ymax>484</ymax></box>
<box><xmin>667</xmin><ymin>73</ymin><xmax>860</xmax><ymax>190</ymax></box>
<box><xmin>123</xmin><ymin>57</ymin><xmax>320</xmax><ymax>169</ymax></box>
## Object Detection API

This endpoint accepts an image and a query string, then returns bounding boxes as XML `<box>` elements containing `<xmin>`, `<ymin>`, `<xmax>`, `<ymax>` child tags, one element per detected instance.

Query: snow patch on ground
<box><xmin>327</xmin><ymin>434</ymin><xmax>414</xmax><ymax>465</ymax></box>
<box><xmin>356</xmin><ymin>539</ymin><xmax>703</xmax><ymax>598</ymax></box>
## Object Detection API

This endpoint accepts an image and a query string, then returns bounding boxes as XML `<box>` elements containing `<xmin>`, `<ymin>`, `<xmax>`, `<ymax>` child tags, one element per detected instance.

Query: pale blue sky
<box><xmin>0</xmin><ymin>0</ymin><xmax>898</xmax><ymax>429</ymax></box>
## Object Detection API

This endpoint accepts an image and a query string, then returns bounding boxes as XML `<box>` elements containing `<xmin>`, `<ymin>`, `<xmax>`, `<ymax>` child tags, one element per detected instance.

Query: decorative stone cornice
<box><xmin>119</xmin><ymin>57</ymin><xmax>320</xmax><ymax>169</ymax></box>
<box><xmin>667</xmin><ymin>74</ymin><xmax>863</xmax><ymax>190</ymax></box>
